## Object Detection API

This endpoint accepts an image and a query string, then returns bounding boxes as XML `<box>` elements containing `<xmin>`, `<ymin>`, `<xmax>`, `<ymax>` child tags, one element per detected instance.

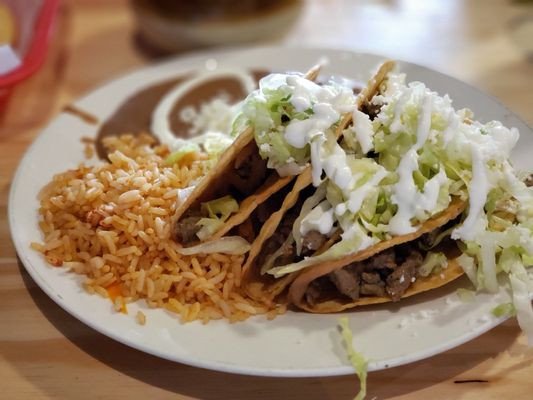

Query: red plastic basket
<box><xmin>0</xmin><ymin>0</ymin><xmax>59</xmax><ymax>109</ymax></box>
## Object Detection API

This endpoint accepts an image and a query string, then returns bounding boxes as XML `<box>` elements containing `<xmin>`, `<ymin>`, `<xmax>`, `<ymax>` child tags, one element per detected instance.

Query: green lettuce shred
<box><xmin>418</xmin><ymin>252</ymin><xmax>447</xmax><ymax>277</ymax></box>
<box><xmin>196</xmin><ymin>196</ymin><xmax>239</xmax><ymax>241</ymax></box>
<box><xmin>491</xmin><ymin>303</ymin><xmax>516</xmax><ymax>318</ymax></box>
<box><xmin>456</xmin><ymin>288</ymin><xmax>476</xmax><ymax>303</ymax></box>
<box><xmin>339</xmin><ymin>317</ymin><xmax>368</xmax><ymax>400</ymax></box>
<box><xmin>165</xmin><ymin>144</ymin><xmax>199</xmax><ymax>165</ymax></box>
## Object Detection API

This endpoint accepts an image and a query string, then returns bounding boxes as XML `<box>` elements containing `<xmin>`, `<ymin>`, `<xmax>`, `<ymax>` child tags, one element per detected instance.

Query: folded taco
<box><xmin>241</xmin><ymin>61</ymin><xmax>396</xmax><ymax>303</ymax></box>
<box><xmin>171</xmin><ymin>64</ymin><xmax>323</xmax><ymax>246</ymax></box>
<box><xmin>245</xmin><ymin>65</ymin><xmax>533</xmax><ymax>315</ymax></box>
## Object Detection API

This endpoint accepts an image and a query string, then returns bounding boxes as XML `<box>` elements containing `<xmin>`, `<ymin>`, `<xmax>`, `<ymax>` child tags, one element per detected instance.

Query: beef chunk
<box><xmin>362</xmin><ymin>101</ymin><xmax>382</xmax><ymax>120</ymax></box>
<box><xmin>361</xmin><ymin>271</ymin><xmax>382</xmax><ymax>284</ymax></box>
<box><xmin>328</xmin><ymin>263</ymin><xmax>362</xmax><ymax>301</ymax></box>
<box><xmin>277</xmin><ymin>238</ymin><xmax>296</xmax><ymax>266</ymax></box>
<box><xmin>174</xmin><ymin>216</ymin><xmax>201</xmax><ymax>244</ymax></box>
<box><xmin>386</xmin><ymin>250</ymin><xmax>423</xmax><ymax>301</ymax></box>
<box><xmin>419</xmin><ymin>230</ymin><xmax>439</xmax><ymax>249</ymax></box>
<box><xmin>360</xmin><ymin>282</ymin><xmax>386</xmax><ymax>297</ymax></box>
<box><xmin>301</xmin><ymin>230</ymin><xmax>327</xmax><ymax>255</ymax></box>
<box><xmin>403</xmin><ymin>249</ymin><xmax>424</xmax><ymax>270</ymax></box>
<box><xmin>366</xmin><ymin>248</ymin><xmax>397</xmax><ymax>270</ymax></box>
<box><xmin>236</xmin><ymin>218</ymin><xmax>255</xmax><ymax>242</ymax></box>
<box><xmin>230</xmin><ymin>147</ymin><xmax>267</xmax><ymax>193</ymax></box>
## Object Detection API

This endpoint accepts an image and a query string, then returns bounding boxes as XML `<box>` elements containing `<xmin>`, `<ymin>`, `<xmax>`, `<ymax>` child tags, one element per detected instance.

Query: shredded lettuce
<box><xmin>165</xmin><ymin>144</ymin><xmax>200</xmax><ymax>165</ymax></box>
<box><xmin>165</xmin><ymin>131</ymin><xmax>234</xmax><ymax>166</ymax></box>
<box><xmin>339</xmin><ymin>318</ymin><xmax>368</xmax><ymax>400</ymax></box>
<box><xmin>509</xmin><ymin>261</ymin><xmax>533</xmax><ymax>344</ymax></box>
<box><xmin>492</xmin><ymin>303</ymin><xmax>516</xmax><ymax>318</ymax></box>
<box><xmin>238</xmin><ymin>73</ymin><xmax>355</xmax><ymax>173</ymax></box>
<box><xmin>456</xmin><ymin>288</ymin><xmax>476</xmax><ymax>303</ymax></box>
<box><xmin>457</xmin><ymin>253</ymin><xmax>478</xmax><ymax>286</ymax></box>
<box><xmin>293</xmin><ymin>183</ymin><xmax>327</xmax><ymax>255</ymax></box>
<box><xmin>260</xmin><ymin>234</ymin><xmax>295</xmax><ymax>275</ymax></box>
<box><xmin>176</xmin><ymin>236</ymin><xmax>250</xmax><ymax>255</ymax></box>
<box><xmin>418</xmin><ymin>252</ymin><xmax>448</xmax><ymax>277</ymax></box>
<box><xmin>196</xmin><ymin>196</ymin><xmax>239</xmax><ymax>241</ymax></box>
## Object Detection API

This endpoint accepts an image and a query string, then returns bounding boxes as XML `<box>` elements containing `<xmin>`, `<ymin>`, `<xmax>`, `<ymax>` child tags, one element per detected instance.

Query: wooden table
<box><xmin>1</xmin><ymin>0</ymin><xmax>532</xmax><ymax>398</ymax></box>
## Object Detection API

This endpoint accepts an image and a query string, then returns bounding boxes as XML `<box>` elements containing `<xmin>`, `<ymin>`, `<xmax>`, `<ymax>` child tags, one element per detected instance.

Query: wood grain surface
<box><xmin>1</xmin><ymin>0</ymin><xmax>532</xmax><ymax>399</ymax></box>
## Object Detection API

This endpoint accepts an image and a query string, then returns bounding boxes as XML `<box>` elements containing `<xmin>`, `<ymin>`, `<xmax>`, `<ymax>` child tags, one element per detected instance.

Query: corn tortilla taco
<box><xmin>288</xmin><ymin>198</ymin><xmax>466</xmax><ymax>312</ymax></box>
<box><xmin>172</xmin><ymin>65</ymin><xmax>322</xmax><ymax>246</ymax></box>
<box><xmin>241</xmin><ymin>61</ymin><xmax>396</xmax><ymax>303</ymax></box>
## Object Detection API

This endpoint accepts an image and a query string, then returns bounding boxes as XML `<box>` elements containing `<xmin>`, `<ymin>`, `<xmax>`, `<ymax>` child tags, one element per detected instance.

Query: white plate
<box><xmin>9</xmin><ymin>46</ymin><xmax>532</xmax><ymax>377</ymax></box>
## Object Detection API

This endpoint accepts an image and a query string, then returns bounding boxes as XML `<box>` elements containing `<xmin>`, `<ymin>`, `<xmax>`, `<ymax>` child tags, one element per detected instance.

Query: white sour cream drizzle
<box><xmin>349</xmin><ymin>168</ymin><xmax>389</xmax><ymax>213</ymax></box>
<box><xmin>283</xmin><ymin>79</ymin><xmax>345</xmax><ymax>149</ymax></box>
<box><xmin>151</xmin><ymin>69</ymin><xmax>256</xmax><ymax>149</ymax></box>
<box><xmin>452</xmin><ymin>146</ymin><xmax>489</xmax><ymax>241</ymax></box>
<box><xmin>452</xmin><ymin>122</ymin><xmax>519</xmax><ymax>243</ymax></box>
<box><xmin>352</xmin><ymin>109</ymin><xmax>375</xmax><ymax>154</ymax></box>
<box><xmin>388</xmin><ymin>94</ymin><xmax>439</xmax><ymax>235</ymax></box>
<box><xmin>300</xmin><ymin>200</ymin><xmax>335</xmax><ymax>236</ymax></box>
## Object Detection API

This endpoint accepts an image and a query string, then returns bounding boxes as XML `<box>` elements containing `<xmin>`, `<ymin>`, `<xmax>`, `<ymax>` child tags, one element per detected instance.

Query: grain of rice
<box><xmin>64</xmin><ymin>261</ymin><xmax>86</xmax><ymax>274</ymax></box>
<box><xmin>146</xmin><ymin>277</ymin><xmax>155</xmax><ymax>298</ymax></box>
<box><xmin>234</xmin><ymin>302</ymin><xmax>257</xmax><ymax>315</ymax></box>
<box><xmin>191</xmin><ymin>257</ymin><xmax>204</xmax><ymax>276</ymax></box>
<box><xmin>89</xmin><ymin>256</ymin><xmax>105</xmax><ymax>269</ymax></box>
<box><xmin>44</xmin><ymin>238</ymin><xmax>63</xmax><ymax>251</ymax></box>
<box><xmin>31</xmin><ymin>242</ymin><xmax>45</xmax><ymax>252</ymax></box>
<box><xmin>222</xmin><ymin>279</ymin><xmax>233</xmax><ymax>300</ymax></box>
<box><xmin>94</xmin><ymin>286</ymin><xmax>108</xmax><ymax>298</ymax></box>
<box><xmin>136</xmin><ymin>311</ymin><xmax>146</xmax><ymax>325</ymax></box>
<box><xmin>116</xmin><ymin>246</ymin><xmax>140</xmax><ymax>257</ymax></box>
<box><xmin>181</xmin><ymin>271</ymin><xmax>197</xmax><ymax>280</ymax></box>
<box><xmin>118</xmin><ymin>189</ymin><xmax>141</xmax><ymax>204</ymax></box>
<box><xmin>136</xmin><ymin>269</ymin><xmax>146</xmax><ymax>293</ymax></box>
<box><xmin>103</xmin><ymin>254</ymin><xmax>124</xmax><ymax>264</ymax></box>
<box><xmin>208</xmin><ymin>270</ymin><xmax>226</xmax><ymax>285</ymax></box>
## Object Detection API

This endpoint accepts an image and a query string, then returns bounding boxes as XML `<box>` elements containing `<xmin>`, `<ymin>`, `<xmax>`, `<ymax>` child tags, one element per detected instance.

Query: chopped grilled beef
<box><xmin>255</xmin><ymin>206</ymin><xmax>299</xmax><ymax>268</ymax></box>
<box><xmin>277</xmin><ymin>238</ymin><xmax>297</xmax><ymax>266</ymax></box>
<box><xmin>230</xmin><ymin>146</ymin><xmax>267</xmax><ymax>194</ymax></box>
<box><xmin>311</xmin><ymin>236</ymin><xmax>438</xmax><ymax>303</ymax></box>
<box><xmin>419</xmin><ymin>230</ymin><xmax>440</xmax><ymax>249</ymax></box>
<box><xmin>236</xmin><ymin>218</ymin><xmax>255</xmax><ymax>242</ymax></box>
<box><xmin>174</xmin><ymin>215</ymin><xmax>202</xmax><ymax>244</ymax></box>
<box><xmin>361</xmin><ymin>271</ymin><xmax>382</xmax><ymax>284</ymax></box>
<box><xmin>525</xmin><ymin>174</ymin><xmax>533</xmax><ymax>187</ymax></box>
<box><xmin>402</xmin><ymin>249</ymin><xmax>424</xmax><ymax>270</ymax></box>
<box><xmin>360</xmin><ymin>282</ymin><xmax>386</xmax><ymax>297</ymax></box>
<box><xmin>360</xmin><ymin>271</ymin><xmax>386</xmax><ymax>296</ymax></box>
<box><xmin>362</xmin><ymin>101</ymin><xmax>382</xmax><ymax>120</ymax></box>
<box><xmin>301</xmin><ymin>230</ymin><xmax>327</xmax><ymax>255</ymax></box>
<box><xmin>329</xmin><ymin>264</ymin><xmax>362</xmax><ymax>301</ymax></box>
<box><xmin>386</xmin><ymin>250</ymin><xmax>422</xmax><ymax>301</ymax></box>
<box><xmin>366</xmin><ymin>248</ymin><xmax>397</xmax><ymax>270</ymax></box>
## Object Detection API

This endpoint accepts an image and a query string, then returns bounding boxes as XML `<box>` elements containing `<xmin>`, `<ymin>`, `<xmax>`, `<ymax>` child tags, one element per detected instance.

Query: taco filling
<box><xmin>305</xmin><ymin>219</ymin><xmax>460</xmax><ymax>306</ymax></box>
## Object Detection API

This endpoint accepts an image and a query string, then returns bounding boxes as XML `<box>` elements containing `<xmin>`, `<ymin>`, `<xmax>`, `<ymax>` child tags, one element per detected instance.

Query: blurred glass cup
<box><xmin>130</xmin><ymin>0</ymin><xmax>303</xmax><ymax>53</ymax></box>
